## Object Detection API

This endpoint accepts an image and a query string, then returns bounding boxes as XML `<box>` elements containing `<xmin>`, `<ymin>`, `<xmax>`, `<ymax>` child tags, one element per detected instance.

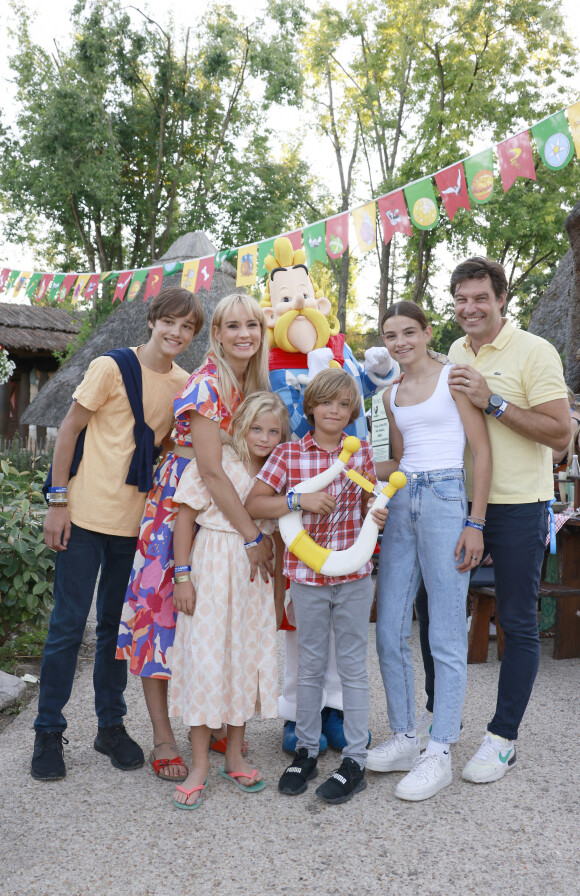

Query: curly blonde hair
<box><xmin>231</xmin><ymin>392</ymin><xmax>290</xmax><ymax>468</ymax></box>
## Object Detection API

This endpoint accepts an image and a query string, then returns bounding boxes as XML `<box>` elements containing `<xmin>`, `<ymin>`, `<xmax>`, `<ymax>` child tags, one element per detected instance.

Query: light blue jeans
<box><xmin>376</xmin><ymin>469</ymin><xmax>469</xmax><ymax>744</ymax></box>
<box><xmin>291</xmin><ymin>577</ymin><xmax>374</xmax><ymax>767</ymax></box>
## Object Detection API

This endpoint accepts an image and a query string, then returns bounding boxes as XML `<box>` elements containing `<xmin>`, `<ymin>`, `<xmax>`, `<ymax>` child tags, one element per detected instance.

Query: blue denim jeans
<box><xmin>35</xmin><ymin>524</ymin><xmax>137</xmax><ymax>733</ymax></box>
<box><xmin>483</xmin><ymin>502</ymin><xmax>547</xmax><ymax>741</ymax></box>
<box><xmin>376</xmin><ymin>469</ymin><xmax>469</xmax><ymax>743</ymax></box>
<box><xmin>291</xmin><ymin>577</ymin><xmax>374</xmax><ymax>767</ymax></box>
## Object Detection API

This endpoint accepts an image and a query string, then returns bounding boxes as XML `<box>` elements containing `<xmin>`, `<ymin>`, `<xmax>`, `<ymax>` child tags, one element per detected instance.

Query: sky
<box><xmin>1</xmin><ymin>0</ymin><xmax>579</xmax><ymax>310</ymax></box>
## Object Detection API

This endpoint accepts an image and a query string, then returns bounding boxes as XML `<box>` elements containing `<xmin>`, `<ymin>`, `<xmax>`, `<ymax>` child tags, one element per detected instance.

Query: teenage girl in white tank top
<box><xmin>367</xmin><ymin>301</ymin><xmax>492</xmax><ymax>803</ymax></box>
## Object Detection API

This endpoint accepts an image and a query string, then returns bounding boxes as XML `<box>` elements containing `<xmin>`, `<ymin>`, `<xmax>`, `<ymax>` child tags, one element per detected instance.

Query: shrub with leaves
<box><xmin>0</xmin><ymin>346</ymin><xmax>16</xmax><ymax>385</ymax></box>
<box><xmin>0</xmin><ymin>458</ymin><xmax>54</xmax><ymax>647</ymax></box>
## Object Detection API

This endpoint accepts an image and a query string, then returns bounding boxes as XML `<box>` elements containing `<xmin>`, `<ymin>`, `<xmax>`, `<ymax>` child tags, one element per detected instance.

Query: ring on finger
<box><xmin>465</xmin><ymin>378</ymin><xmax>470</xmax><ymax>385</ymax></box>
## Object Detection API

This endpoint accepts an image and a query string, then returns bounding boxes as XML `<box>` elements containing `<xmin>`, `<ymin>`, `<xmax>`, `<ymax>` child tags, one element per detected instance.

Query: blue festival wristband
<box><xmin>49</xmin><ymin>486</ymin><xmax>67</xmax><ymax>493</ymax></box>
<box><xmin>465</xmin><ymin>520</ymin><xmax>484</xmax><ymax>531</ymax></box>
<box><xmin>244</xmin><ymin>532</ymin><xmax>263</xmax><ymax>549</ymax></box>
<box><xmin>174</xmin><ymin>565</ymin><xmax>191</xmax><ymax>574</ymax></box>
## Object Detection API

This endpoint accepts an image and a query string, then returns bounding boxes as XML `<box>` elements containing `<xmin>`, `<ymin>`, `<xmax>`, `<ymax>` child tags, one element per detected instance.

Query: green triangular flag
<box><xmin>47</xmin><ymin>274</ymin><xmax>65</xmax><ymax>300</ymax></box>
<box><xmin>464</xmin><ymin>148</ymin><xmax>495</xmax><ymax>204</ymax></box>
<box><xmin>6</xmin><ymin>271</ymin><xmax>20</xmax><ymax>291</ymax></box>
<box><xmin>532</xmin><ymin>111</ymin><xmax>574</xmax><ymax>171</ymax></box>
<box><xmin>215</xmin><ymin>248</ymin><xmax>237</xmax><ymax>270</ymax></box>
<box><xmin>127</xmin><ymin>268</ymin><xmax>148</xmax><ymax>302</ymax></box>
<box><xmin>25</xmin><ymin>273</ymin><xmax>43</xmax><ymax>298</ymax></box>
<box><xmin>257</xmin><ymin>238</ymin><xmax>276</xmax><ymax>281</ymax></box>
<box><xmin>303</xmin><ymin>221</ymin><xmax>328</xmax><ymax>267</ymax></box>
<box><xmin>403</xmin><ymin>177</ymin><xmax>439</xmax><ymax>230</ymax></box>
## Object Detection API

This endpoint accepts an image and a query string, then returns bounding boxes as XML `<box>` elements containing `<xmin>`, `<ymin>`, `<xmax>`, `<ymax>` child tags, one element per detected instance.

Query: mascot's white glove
<box><xmin>364</xmin><ymin>346</ymin><xmax>399</xmax><ymax>388</ymax></box>
<box><xmin>297</xmin><ymin>347</ymin><xmax>334</xmax><ymax>385</ymax></box>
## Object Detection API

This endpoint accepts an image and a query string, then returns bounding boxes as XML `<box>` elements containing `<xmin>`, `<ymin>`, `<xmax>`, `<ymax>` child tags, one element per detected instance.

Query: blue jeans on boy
<box><xmin>35</xmin><ymin>524</ymin><xmax>137</xmax><ymax>733</ymax></box>
<box><xmin>376</xmin><ymin>468</ymin><xmax>469</xmax><ymax>744</ymax></box>
<box><xmin>291</xmin><ymin>577</ymin><xmax>373</xmax><ymax>767</ymax></box>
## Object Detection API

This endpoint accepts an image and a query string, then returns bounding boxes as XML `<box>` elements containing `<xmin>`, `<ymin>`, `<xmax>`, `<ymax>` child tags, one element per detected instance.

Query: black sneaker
<box><xmin>278</xmin><ymin>748</ymin><xmax>318</xmax><ymax>795</ymax></box>
<box><xmin>31</xmin><ymin>731</ymin><xmax>68</xmax><ymax>781</ymax></box>
<box><xmin>315</xmin><ymin>757</ymin><xmax>367</xmax><ymax>804</ymax></box>
<box><xmin>94</xmin><ymin>724</ymin><xmax>144</xmax><ymax>770</ymax></box>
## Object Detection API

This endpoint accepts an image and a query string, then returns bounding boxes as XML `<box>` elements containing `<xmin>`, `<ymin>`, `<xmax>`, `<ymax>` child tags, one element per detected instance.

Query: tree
<box><xmin>0</xmin><ymin>0</ymin><xmax>314</xmax><ymax>280</ymax></box>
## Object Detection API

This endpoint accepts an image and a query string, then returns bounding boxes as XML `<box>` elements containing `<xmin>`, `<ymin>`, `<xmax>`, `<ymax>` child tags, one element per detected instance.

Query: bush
<box><xmin>0</xmin><ymin>458</ymin><xmax>54</xmax><ymax>647</ymax></box>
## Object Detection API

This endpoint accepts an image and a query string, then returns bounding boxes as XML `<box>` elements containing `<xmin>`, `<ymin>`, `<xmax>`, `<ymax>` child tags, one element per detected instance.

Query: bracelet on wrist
<box><xmin>467</xmin><ymin>516</ymin><xmax>486</xmax><ymax>526</ymax></box>
<box><xmin>174</xmin><ymin>565</ymin><xmax>191</xmax><ymax>574</ymax></box>
<box><xmin>173</xmin><ymin>573</ymin><xmax>191</xmax><ymax>584</ymax></box>
<box><xmin>48</xmin><ymin>486</ymin><xmax>67</xmax><ymax>494</ymax></box>
<box><xmin>465</xmin><ymin>520</ymin><xmax>484</xmax><ymax>531</ymax></box>
<box><xmin>244</xmin><ymin>532</ymin><xmax>263</xmax><ymax>550</ymax></box>
<box><xmin>286</xmin><ymin>490</ymin><xmax>301</xmax><ymax>512</ymax></box>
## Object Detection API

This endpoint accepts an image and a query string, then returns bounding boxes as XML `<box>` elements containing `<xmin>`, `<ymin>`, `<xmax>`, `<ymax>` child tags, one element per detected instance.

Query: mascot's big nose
<box><xmin>293</xmin><ymin>295</ymin><xmax>305</xmax><ymax>310</ymax></box>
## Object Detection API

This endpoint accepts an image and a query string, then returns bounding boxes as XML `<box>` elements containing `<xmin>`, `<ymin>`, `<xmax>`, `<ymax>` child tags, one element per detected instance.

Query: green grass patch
<box><xmin>0</xmin><ymin>623</ymin><xmax>47</xmax><ymax>675</ymax></box>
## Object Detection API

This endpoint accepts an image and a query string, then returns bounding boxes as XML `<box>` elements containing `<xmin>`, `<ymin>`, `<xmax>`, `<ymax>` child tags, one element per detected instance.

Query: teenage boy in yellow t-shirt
<box><xmin>31</xmin><ymin>287</ymin><xmax>204</xmax><ymax>781</ymax></box>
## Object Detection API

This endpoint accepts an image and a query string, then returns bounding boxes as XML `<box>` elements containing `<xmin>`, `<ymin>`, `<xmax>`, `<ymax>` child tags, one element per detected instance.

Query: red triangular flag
<box><xmin>283</xmin><ymin>230</ymin><xmax>303</xmax><ymax>251</ymax></box>
<box><xmin>113</xmin><ymin>271</ymin><xmax>134</xmax><ymax>304</ymax></box>
<box><xmin>83</xmin><ymin>273</ymin><xmax>101</xmax><ymax>301</ymax></box>
<box><xmin>36</xmin><ymin>274</ymin><xmax>54</xmax><ymax>301</ymax></box>
<box><xmin>434</xmin><ymin>162</ymin><xmax>471</xmax><ymax>221</ymax></box>
<box><xmin>143</xmin><ymin>266</ymin><xmax>164</xmax><ymax>301</ymax></box>
<box><xmin>58</xmin><ymin>274</ymin><xmax>77</xmax><ymax>303</ymax></box>
<box><xmin>195</xmin><ymin>256</ymin><xmax>215</xmax><ymax>292</ymax></box>
<box><xmin>326</xmin><ymin>212</ymin><xmax>349</xmax><ymax>259</ymax></box>
<box><xmin>0</xmin><ymin>268</ymin><xmax>11</xmax><ymax>294</ymax></box>
<box><xmin>497</xmin><ymin>131</ymin><xmax>536</xmax><ymax>193</ymax></box>
<box><xmin>378</xmin><ymin>191</ymin><xmax>413</xmax><ymax>245</ymax></box>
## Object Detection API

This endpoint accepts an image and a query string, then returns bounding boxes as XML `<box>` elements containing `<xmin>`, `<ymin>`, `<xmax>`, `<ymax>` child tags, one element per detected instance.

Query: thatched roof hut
<box><xmin>0</xmin><ymin>304</ymin><xmax>81</xmax><ymax>356</ymax></box>
<box><xmin>21</xmin><ymin>232</ymin><xmax>241</xmax><ymax>427</ymax></box>
<box><xmin>529</xmin><ymin>198</ymin><xmax>580</xmax><ymax>391</ymax></box>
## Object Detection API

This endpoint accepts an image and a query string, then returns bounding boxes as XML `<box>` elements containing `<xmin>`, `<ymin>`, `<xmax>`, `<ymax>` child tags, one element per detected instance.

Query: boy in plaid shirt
<box><xmin>246</xmin><ymin>369</ymin><xmax>388</xmax><ymax>804</ymax></box>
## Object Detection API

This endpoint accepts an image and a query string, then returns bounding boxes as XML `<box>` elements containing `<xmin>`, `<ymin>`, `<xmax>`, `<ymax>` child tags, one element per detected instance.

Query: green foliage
<box><xmin>0</xmin><ymin>623</ymin><xmax>48</xmax><ymax>675</ymax></box>
<box><xmin>0</xmin><ymin>458</ymin><xmax>54</xmax><ymax>647</ymax></box>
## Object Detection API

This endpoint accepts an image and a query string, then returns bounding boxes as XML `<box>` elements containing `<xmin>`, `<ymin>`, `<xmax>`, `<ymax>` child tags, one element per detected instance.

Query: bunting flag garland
<box><xmin>464</xmin><ymin>148</ymin><xmax>495</xmax><ymax>204</ymax></box>
<box><xmin>326</xmin><ymin>212</ymin><xmax>349</xmax><ymax>259</ymax></box>
<box><xmin>404</xmin><ymin>178</ymin><xmax>439</xmax><ymax>230</ymax></box>
<box><xmin>113</xmin><ymin>270</ymin><xmax>133</xmax><ymax>304</ymax></box>
<box><xmin>2</xmin><ymin>101</ymin><xmax>579</xmax><ymax>309</ymax></box>
<box><xmin>352</xmin><ymin>202</ymin><xmax>377</xmax><ymax>253</ymax></box>
<box><xmin>497</xmin><ymin>131</ymin><xmax>536</xmax><ymax>193</ymax></box>
<box><xmin>127</xmin><ymin>269</ymin><xmax>148</xmax><ymax>302</ymax></box>
<box><xmin>378</xmin><ymin>191</ymin><xmax>412</xmax><ymax>245</ymax></box>
<box><xmin>236</xmin><ymin>244</ymin><xmax>258</xmax><ymax>286</ymax></box>
<box><xmin>532</xmin><ymin>111</ymin><xmax>574</xmax><ymax>171</ymax></box>
<box><xmin>303</xmin><ymin>221</ymin><xmax>327</xmax><ymax>267</ymax></box>
<box><xmin>434</xmin><ymin>162</ymin><xmax>470</xmax><ymax>221</ymax></box>
<box><xmin>143</xmin><ymin>266</ymin><xmax>163</xmax><ymax>301</ymax></box>
<box><xmin>195</xmin><ymin>255</ymin><xmax>215</xmax><ymax>292</ymax></box>
<box><xmin>181</xmin><ymin>260</ymin><xmax>199</xmax><ymax>291</ymax></box>
<box><xmin>567</xmin><ymin>101</ymin><xmax>580</xmax><ymax>158</ymax></box>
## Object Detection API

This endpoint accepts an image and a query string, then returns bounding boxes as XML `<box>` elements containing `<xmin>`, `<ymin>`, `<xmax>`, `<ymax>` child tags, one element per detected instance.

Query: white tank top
<box><xmin>390</xmin><ymin>365</ymin><xmax>466</xmax><ymax>472</ymax></box>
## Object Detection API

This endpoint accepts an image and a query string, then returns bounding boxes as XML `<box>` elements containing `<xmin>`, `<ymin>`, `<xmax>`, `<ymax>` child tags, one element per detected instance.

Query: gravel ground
<box><xmin>1</xmin><ymin>611</ymin><xmax>579</xmax><ymax>896</ymax></box>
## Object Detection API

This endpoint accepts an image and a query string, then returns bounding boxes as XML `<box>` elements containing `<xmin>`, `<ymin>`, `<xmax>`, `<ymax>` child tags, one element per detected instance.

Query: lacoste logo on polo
<box><xmin>332</xmin><ymin>773</ymin><xmax>347</xmax><ymax>784</ymax></box>
<box><xmin>493</xmin><ymin>372</ymin><xmax>502</xmax><ymax>376</ymax></box>
<box><xmin>499</xmin><ymin>749</ymin><xmax>513</xmax><ymax>763</ymax></box>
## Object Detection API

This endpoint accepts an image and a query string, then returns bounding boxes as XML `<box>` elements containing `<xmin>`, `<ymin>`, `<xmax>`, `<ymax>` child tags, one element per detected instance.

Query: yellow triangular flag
<box><xmin>236</xmin><ymin>244</ymin><xmax>258</xmax><ymax>286</ymax></box>
<box><xmin>566</xmin><ymin>101</ymin><xmax>580</xmax><ymax>159</ymax></box>
<box><xmin>181</xmin><ymin>259</ymin><xmax>199</xmax><ymax>291</ymax></box>
<box><xmin>352</xmin><ymin>202</ymin><xmax>376</xmax><ymax>253</ymax></box>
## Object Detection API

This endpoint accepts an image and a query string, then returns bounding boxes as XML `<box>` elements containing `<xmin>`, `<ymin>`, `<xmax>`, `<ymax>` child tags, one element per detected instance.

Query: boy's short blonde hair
<box><xmin>302</xmin><ymin>368</ymin><xmax>361</xmax><ymax>426</ymax></box>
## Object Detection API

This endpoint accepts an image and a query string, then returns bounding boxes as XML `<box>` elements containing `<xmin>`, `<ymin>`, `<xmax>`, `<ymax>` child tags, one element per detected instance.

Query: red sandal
<box><xmin>209</xmin><ymin>735</ymin><xmax>248</xmax><ymax>755</ymax></box>
<box><xmin>149</xmin><ymin>743</ymin><xmax>188</xmax><ymax>780</ymax></box>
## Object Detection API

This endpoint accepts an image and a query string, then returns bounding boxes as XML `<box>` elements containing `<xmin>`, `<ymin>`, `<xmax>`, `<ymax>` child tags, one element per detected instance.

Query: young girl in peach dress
<box><xmin>170</xmin><ymin>392</ymin><xmax>289</xmax><ymax>809</ymax></box>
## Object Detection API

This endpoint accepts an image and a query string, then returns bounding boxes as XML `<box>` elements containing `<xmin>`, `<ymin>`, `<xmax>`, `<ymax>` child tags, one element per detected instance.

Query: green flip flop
<box><xmin>173</xmin><ymin>779</ymin><xmax>207</xmax><ymax>810</ymax></box>
<box><xmin>218</xmin><ymin>766</ymin><xmax>266</xmax><ymax>793</ymax></box>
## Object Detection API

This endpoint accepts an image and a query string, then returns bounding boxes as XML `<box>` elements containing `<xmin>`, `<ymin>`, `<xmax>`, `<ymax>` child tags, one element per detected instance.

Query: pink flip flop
<box><xmin>218</xmin><ymin>766</ymin><xmax>266</xmax><ymax>793</ymax></box>
<box><xmin>174</xmin><ymin>781</ymin><xmax>205</xmax><ymax>810</ymax></box>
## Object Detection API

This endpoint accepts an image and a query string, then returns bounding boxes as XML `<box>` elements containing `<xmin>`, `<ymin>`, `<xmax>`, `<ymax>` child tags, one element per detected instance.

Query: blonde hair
<box><xmin>302</xmin><ymin>368</ymin><xmax>361</xmax><ymax>426</ymax></box>
<box><xmin>208</xmin><ymin>293</ymin><xmax>270</xmax><ymax>414</ymax></box>
<box><xmin>231</xmin><ymin>392</ymin><xmax>290</xmax><ymax>467</ymax></box>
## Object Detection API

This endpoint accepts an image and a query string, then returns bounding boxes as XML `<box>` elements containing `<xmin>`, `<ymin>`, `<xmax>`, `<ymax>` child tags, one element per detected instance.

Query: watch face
<box><xmin>489</xmin><ymin>394</ymin><xmax>502</xmax><ymax>408</ymax></box>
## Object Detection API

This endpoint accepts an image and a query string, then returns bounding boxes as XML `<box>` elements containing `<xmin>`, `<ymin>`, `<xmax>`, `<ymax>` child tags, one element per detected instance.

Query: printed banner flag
<box><xmin>215</xmin><ymin>248</ymin><xmax>237</xmax><ymax>270</ymax></box>
<box><xmin>283</xmin><ymin>230</ymin><xmax>303</xmax><ymax>251</ymax></box>
<box><xmin>195</xmin><ymin>255</ymin><xmax>215</xmax><ymax>292</ymax></box>
<box><xmin>258</xmin><ymin>238</ymin><xmax>276</xmax><ymax>280</ymax></box>
<box><xmin>497</xmin><ymin>131</ymin><xmax>536</xmax><ymax>193</ymax></box>
<box><xmin>0</xmin><ymin>268</ymin><xmax>10</xmax><ymax>294</ymax></box>
<box><xmin>47</xmin><ymin>274</ymin><xmax>64</xmax><ymax>301</ymax></box>
<box><xmin>326</xmin><ymin>212</ymin><xmax>349</xmax><ymax>259</ymax></box>
<box><xmin>113</xmin><ymin>271</ymin><xmax>134</xmax><ymax>304</ymax></box>
<box><xmin>83</xmin><ymin>273</ymin><xmax>101</xmax><ymax>302</ymax></box>
<box><xmin>127</xmin><ymin>269</ymin><xmax>148</xmax><ymax>302</ymax></box>
<box><xmin>404</xmin><ymin>178</ymin><xmax>439</xmax><ymax>230</ymax></box>
<box><xmin>434</xmin><ymin>162</ymin><xmax>471</xmax><ymax>221</ymax></box>
<box><xmin>143</xmin><ymin>266</ymin><xmax>164</xmax><ymax>301</ymax></box>
<box><xmin>566</xmin><ymin>101</ymin><xmax>580</xmax><ymax>158</ymax></box>
<box><xmin>236</xmin><ymin>244</ymin><xmax>258</xmax><ymax>287</ymax></box>
<box><xmin>25</xmin><ymin>273</ymin><xmax>43</xmax><ymax>299</ymax></box>
<box><xmin>302</xmin><ymin>222</ymin><xmax>327</xmax><ymax>267</ymax></box>
<box><xmin>13</xmin><ymin>272</ymin><xmax>31</xmax><ymax>297</ymax></box>
<box><xmin>378</xmin><ymin>191</ymin><xmax>412</xmax><ymax>245</ymax></box>
<box><xmin>71</xmin><ymin>274</ymin><xmax>90</xmax><ymax>304</ymax></box>
<box><xmin>57</xmin><ymin>274</ymin><xmax>77</xmax><ymax>303</ymax></box>
<box><xmin>464</xmin><ymin>148</ymin><xmax>495</xmax><ymax>204</ymax></box>
<box><xmin>352</xmin><ymin>202</ymin><xmax>376</xmax><ymax>253</ymax></box>
<box><xmin>6</xmin><ymin>271</ymin><xmax>20</xmax><ymax>292</ymax></box>
<box><xmin>181</xmin><ymin>260</ymin><xmax>199</xmax><ymax>292</ymax></box>
<box><xmin>36</xmin><ymin>274</ymin><xmax>54</xmax><ymax>301</ymax></box>
<box><xmin>532</xmin><ymin>111</ymin><xmax>574</xmax><ymax>171</ymax></box>
<box><xmin>163</xmin><ymin>261</ymin><xmax>183</xmax><ymax>275</ymax></box>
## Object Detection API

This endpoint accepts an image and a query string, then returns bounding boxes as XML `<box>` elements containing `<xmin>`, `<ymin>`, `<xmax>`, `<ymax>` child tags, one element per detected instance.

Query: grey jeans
<box><xmin>290</xmin><ymin>576</ymin><xmax>374</xmax><ymax>767</ymax></box>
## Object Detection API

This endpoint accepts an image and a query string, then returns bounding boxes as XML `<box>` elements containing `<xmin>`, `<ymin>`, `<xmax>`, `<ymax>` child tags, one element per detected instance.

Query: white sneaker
<box><xmin>416</xmin><ymin>709</ymin><xmax>433</xmax><ymax>751</ymax></box>
<box><xmin>395</xmin><ymin>753</ymin><xmax>452</xmax><ymax>801</ymax></box>
<box><xmin>462</xmin><ymin>733</ymin><xmax>516</xmax><ymax>783</ymax></box>
<box><xmin>366</xmin><ymin>734</ymin><xmax>419</xmax><ymax>772</ymax></box>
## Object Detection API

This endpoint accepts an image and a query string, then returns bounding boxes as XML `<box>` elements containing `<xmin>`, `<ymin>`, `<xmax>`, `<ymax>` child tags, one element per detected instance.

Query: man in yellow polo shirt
<box><xmin>446</xmin><ymin>256</ymin><xmax>569</xmax><ymax>784</ymax></box>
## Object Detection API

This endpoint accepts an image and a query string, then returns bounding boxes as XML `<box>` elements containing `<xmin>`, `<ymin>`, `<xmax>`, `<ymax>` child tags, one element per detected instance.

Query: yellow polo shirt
<box><xmin>448</xmin><ymin>320</ymin><xmax>566</xmax><ymax>504</ymax></box>
<box><xmin>68</xmin><ymin>350</ymin><xmax>189</xmax><ymax>537</ymax></box>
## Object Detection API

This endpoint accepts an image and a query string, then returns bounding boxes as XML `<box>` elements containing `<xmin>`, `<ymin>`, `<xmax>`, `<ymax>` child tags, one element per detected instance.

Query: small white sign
<box><xmin>371</xmin><ymin>389</ymin><xmax>390</xmax><ymax>462</ymax></box>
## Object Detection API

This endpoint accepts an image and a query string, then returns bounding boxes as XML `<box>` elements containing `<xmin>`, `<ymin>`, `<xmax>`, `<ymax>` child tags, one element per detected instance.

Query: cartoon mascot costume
<box><xmin>261</xmin><ymin>236</ymin><xmax>398</xmax><ymax>752</ymax></box>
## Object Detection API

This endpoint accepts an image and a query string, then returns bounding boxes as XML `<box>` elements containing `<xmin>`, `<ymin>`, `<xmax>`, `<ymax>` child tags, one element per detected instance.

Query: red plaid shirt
<box><xmin>257</xmin><ymin>431</ymin><xmax>376</xmax><ymax>585</ymax></box>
